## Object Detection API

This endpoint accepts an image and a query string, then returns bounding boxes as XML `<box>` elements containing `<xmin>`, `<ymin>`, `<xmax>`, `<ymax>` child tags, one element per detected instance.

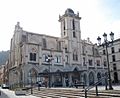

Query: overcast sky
<box><xmin>0</xmin><ymin>0</ymin><xmax>120</xmax><ymax>51</ymax></box>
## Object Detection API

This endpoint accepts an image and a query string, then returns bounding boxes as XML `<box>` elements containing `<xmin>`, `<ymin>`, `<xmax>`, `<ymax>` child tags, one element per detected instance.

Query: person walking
<box><xmin>38</xmin><ymin>81</ymin><xmax>42</xmax><ymax>91</ymax></box>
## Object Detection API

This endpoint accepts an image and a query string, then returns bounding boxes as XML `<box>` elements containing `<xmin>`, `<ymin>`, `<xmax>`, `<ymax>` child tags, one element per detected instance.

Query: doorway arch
<box><xmin>97</xmin><ymin>72</ymin><xmax>102</xmax><ymax>85</ymax></box>
<box><xmin>89</xmin><ymin>72</ymin><xmax>94</xmax><ymax>85</ymax></box>
<box><xmin>28</xmin><ymin>68</ymin><xmax>38</xmax><ymax>84</ymax></box>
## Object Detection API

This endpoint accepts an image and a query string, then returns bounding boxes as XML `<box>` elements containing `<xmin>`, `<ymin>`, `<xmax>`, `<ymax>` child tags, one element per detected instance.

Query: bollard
<box><xmin>95</xmin><ymin>85</ymin><xmax>98</xmax><ymax>96</ymax></box>
<box><xmin>85</xmin><ymin>89</ymin><xmax>87</xmax><ymax>98</ymax></box>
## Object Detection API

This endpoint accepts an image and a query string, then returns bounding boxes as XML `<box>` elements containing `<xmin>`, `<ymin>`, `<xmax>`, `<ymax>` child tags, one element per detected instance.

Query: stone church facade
<box><xmin>9</xmin><ymin>8</ymin><xmax>107</xmax><ymax>87</ymax></box>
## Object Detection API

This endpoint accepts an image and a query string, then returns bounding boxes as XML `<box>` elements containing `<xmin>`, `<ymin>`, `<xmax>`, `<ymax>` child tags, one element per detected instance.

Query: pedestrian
<box><xmin>38</xmin><ymin>81</ymin><xmax>42</xmax><ymax>91</ymax></box>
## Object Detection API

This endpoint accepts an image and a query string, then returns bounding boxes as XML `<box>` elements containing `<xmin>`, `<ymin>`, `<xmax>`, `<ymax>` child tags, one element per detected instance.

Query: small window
<box><xmin>119</xmin><ymin>49</ymin><xmax>120</xmax><ymax>52</ymax></box>
<box><xmin>111</xmin><ymin>47</ymin><xmax>115</xmax><ymax>53</ymax></box>
<box><xmin>55</xmin><ymin>56</ymin><xmax>61</xmax><ymax>63</ymax></box>
<box><xmin>65</xmin><ymin>55</ymin><xmax>68</xmax><ymax>63</ymax></box>
<box><xmin>73</xmin><ymin>31</ymin><xmax>76</xmax><ymax>38</ymax></box>
<box><xmin>72</xmin><ymin>19</ymin><xmax>75</xmax><ymax>30</ymax></box>
<box><xmin>83</xmin><ymin>57</ymin><xmax>86</xmax><ymax>66</ymax></box>
<box><xmin>30</xmin><ymin>53</ymin><xmax>36</xmax><ymax>61</ymax></box>
<box><xmin>89</xmin><ymin>59</ymin><xmax>92</xmax><ymax>66</ymax></box>
<box><xmin>112</xmin><ymin>55</ymin><xmax>116</xmax><ymax>62</ymax></box>
<box><xmin>64</xmin><ymin>20</ymin><xmax>65</xmax><ymax>30</ymax></box>
<box><xmin>104</xmin><ymin>61</ymin><xmax>107</xmax><ymax>67</ymax></box>
<box><xmin>73</xmin><ymin>51</ymin><xmax>78</xmax><ymax>61</ymax></box>
<box><xmin>65</xmin><ymin>48</ymin><xmax>67</xmax><ymax>53</ymax></box>
<box><xmin>103</xmin><ymin>50</ymin><xmax>106</xmax><ymax>55</ymax></box>
<box><xmin>96</xmin><ymin>60</ymin><xmax>100</xmax><ymax>66</ymax></box>
<box><xmin>42</xmin><ymin>38</ymin><xmax>47</xmax><ymax>49</ymax></box>
<box><xmin>113</xmin><ymin>63</ymin><xmax>117</xmax><ymax>70</ymax></box>
<box><xmin>42</xmin><ymin>54</ymin><xmax>48</xmax><ymax>62</ymax></box>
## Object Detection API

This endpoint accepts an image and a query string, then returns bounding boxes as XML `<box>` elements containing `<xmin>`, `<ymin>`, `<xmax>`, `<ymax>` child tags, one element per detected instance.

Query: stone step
<box><xmin>29</xmin><ymin>88</ymin><xmax>120</xmax><ymax>98</ymax></box>
<box><xmin>33</xmin><ymin>88</ymin><xmax>120</xmax><ymax>97</ymax></box>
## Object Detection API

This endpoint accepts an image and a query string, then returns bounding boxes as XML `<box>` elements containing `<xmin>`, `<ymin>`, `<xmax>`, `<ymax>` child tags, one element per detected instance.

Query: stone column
<box><xmin>69</xmin><ymin>73</ymin><xmax>72</xmax><ymax>87</ymax></box>
<box><xmin>63</xmin><ymin>76</ymin><xmax>66</xmax><ymax>87</ymax></box>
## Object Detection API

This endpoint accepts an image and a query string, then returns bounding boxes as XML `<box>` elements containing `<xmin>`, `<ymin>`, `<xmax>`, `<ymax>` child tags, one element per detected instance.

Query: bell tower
<box><xmin>59</xmin><ymin>8</ymin><xmax>81</xmax><ymax>39</ymax></box>
<box><xmin>59</xmin><ymin>8</ymin><xmax>82</xmax><ymax>66</ymax></box>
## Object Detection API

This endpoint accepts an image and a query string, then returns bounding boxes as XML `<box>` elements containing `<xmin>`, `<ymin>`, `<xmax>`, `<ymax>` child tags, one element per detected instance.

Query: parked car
<box><xmin>2</xmin><ymin>84</ymin><xmax>9</xmax><ymax>89</ymax></box>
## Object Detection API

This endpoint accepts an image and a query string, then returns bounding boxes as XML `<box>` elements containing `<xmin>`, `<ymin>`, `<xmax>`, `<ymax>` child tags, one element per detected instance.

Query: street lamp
<box><xmin>97</xmin><ymin>32</ymin><xmax>114</xmax><ymax>90</ymax></box>
<box><xmin>29</xmin><ymin>70</ymin><xmax>33</xmax><ymax>94</ymax></box>
<box><xmin>46</xmin><ymin>54</ymin><xmax>52</xmax><ymax>88</ymax></box>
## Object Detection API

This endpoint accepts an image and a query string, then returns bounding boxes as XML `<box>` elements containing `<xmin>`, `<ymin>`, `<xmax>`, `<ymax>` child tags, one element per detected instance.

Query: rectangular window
<box><xmin>111</xmin><ymin>47</ymin><xmax>115</xmax><ymax>53</ymax></box>
<box><xmin>72</xmin><ymin>19</ymin><xmax>75</xmax><ymax>30</ymax></box>
<box><xmin>112</xmin><ymin>55</ymin><xmax>116</xmax><ymax>62</ymax></box>
<box><xmin>103</xmin><ymin>50</ymin><xmax>106</xmax><ymax>55</ymax></box>
<box><xmin>58</xmin><ymin>56</ymin><xmax>61</xmax><ymax>63</ymax></box>
<box><xmin>30</xmin><ymin>53</ymin><xmax>36</xmax><ymax>61</ymax></box>
<box><xmin>73</xmin><ymin>31</ymin><xmax>76</xmax><ymax>38</ymax></box>
<box><xmin>119</xmin><ymin>49</ymin><xmax>120</xmax><ymax>52</ymax></box>
<box><xmin>89</xmin><ymin>59</ymin><xmax>92</xmax><ymax>66</ymax></box>
<box><xmin>73</xmin><ymin>53</ymin><xmax>78</xmax><ymax>61</ymax></box>
<box><xmin>64</xmin><ymin>20</ymin><xmax>65</xmax><ymax>30</ymax></box>
<box><xmin>104</xmin><ymin>61</ymin><xmax>107</xmax><ymax>67</ymax></box>
<box><xmin>42</xmin><ymin>54</ymin><xmax>48</xmax><ymax>62</ymax></box>
<box><xmin>96</xmin><ymin>60</ymin><xmax>100</xmax><ymax>66</ymax></box>
<box><xmin>83</xmin><ymin>57</ymin><xmax>86</xmax><ymax>66</ymax></box>
<box><xmin>65</xmin><ymin>55</ymin><xmax>68</xmax><ymax>63</ymax></box>
<box><xmin>113</xmin><ymin>63</ymin><xmax>117</xmax><ymax>70</ymax></box>
<box><xmin>65</xmin><ymin>48</ymin><xmax>67</xmax><ymax>53</ymax></box>
<box><xmin>42</xmin><ymin>38</ymin><xmax>47</xmax><ymax>49</ymax></box>
<box><xmin>55</xmin><ymin>56</ymin><xmax>61</xmax><ymax>63</ymax></box>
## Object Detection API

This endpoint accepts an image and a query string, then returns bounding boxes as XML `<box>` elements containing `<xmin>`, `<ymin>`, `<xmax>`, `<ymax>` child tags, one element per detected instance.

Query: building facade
<box><xmin>9</xmin><ymin>8</ymin><xmax>106</xmax><ymax>87</ymax></box>
<box><xmin>98</xmin><ymin>38</ymin><xmax>120</xmax><ymax>84</ymax></box>
<box><xmin>0</xmin><ymin>65</ymin><xmax>5</xmax><ymax>85</ymax></box>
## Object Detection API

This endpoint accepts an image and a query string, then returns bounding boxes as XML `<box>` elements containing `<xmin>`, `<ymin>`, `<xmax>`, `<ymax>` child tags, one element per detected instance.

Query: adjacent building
<box><xmin>0</xmin><ymin>65</ymin><xmax>5</xmax><ymax>85</ymax></box>
<box><xmin>9</xmin><ymin>8</ymin><xmax>107</xmax><ymax>87</ymax></box>
<box><xmin>98</xmin><ymin>38</ymin><xmax>120</xmax><ymax>84</ymax></box>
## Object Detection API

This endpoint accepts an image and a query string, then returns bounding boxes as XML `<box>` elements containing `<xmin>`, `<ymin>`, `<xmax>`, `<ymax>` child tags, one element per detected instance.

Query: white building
<box><xmin>9</xmin><ymin>8</ymin><xmax>106</xmax><ymax>87</ymax></box>
<box><xmin>98</xmin><ymin>38</ymin><xmax>120</xmax><ymax>84</ymax></box>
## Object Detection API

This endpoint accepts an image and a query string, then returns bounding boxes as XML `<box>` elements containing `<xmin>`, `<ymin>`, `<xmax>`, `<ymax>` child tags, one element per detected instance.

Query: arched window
<box><xmin>97</xmin><ymin>72</ymin><xmax>102</xmax><ymax>85</ymax></box>
<box><xmin>73</xmin><ymin>50</ymin><xmax>78</xmax><ymax>61</ymax></box>
<box><xmin>30</xmin><ymin>53</ymin><xmax>36</xmax><ymax>61</ymax></box>
<box><xmin>42</xmin><ymin>38</ymin><xmax>47</xmax><ymax>49</ymax></box>
<box><xmin>28</xmin><ymin>68</ymin><xmax>38</xmax><ymax>84</ymax></box>
<box><xmin>72</xmin><ymin>19</ymin><xmax>75</xmax><ymax>30</ymax></box>
<box><xmin>63</xmin><ymin>20</ymin><xmax>65</xmax><ymax>30</ymax></box>
<box><xmin>89</xmin><ymin>72</ymin><xmax>94</xmax><ymax>85</ymax></box>
<box><xmin>55</xmin><ymin>55</ymin><xmax>61</xmax><ymax>63</ymax></box>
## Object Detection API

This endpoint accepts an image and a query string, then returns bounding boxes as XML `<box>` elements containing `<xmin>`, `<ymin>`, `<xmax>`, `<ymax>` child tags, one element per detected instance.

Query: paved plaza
<box><xmin>1</xmin><ymin>85</ymin><xmax>120</xmax><ymax>98</ymax></box>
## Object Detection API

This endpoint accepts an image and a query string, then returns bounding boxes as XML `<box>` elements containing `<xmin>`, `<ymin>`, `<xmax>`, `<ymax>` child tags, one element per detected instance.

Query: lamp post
<box><xmin>97</xmin><ymin>32</ymin><xmax>114</xmax><ymax>90</ymax></box>
<box><xmin>29</xmin><ymin>70</ymin><xmax>33</xmax><ymax>94</ymax></box>
<box><xmin>46</xmin><ymin>54</ymin><xmax>52</xmax><ymax>88</ymax></box>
